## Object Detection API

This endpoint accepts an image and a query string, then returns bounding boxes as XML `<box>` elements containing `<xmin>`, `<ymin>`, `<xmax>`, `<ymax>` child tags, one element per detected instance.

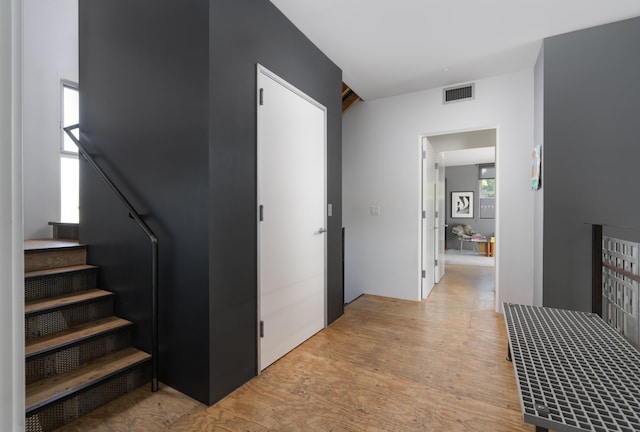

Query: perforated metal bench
<box><xmin>504</xmin><ymin>303</ymin><xmax>640</xmax><ymax>432</ymax></box>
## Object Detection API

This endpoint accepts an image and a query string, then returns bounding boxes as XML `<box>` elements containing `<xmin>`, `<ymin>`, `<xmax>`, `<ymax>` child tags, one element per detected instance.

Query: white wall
<box><xmin>23</xmin><ymin>0</ymin><xmax>78</xmax><ymax>239</ymax></box>
<box><xmin>343</xmin><ymin>69</ymin><xmax>535</xmax><ymax>309</ymax></box>
<box><xmin>0</xmin><ymin>0</ymin><xmax>25</xmax><ymax>429</ymax></box>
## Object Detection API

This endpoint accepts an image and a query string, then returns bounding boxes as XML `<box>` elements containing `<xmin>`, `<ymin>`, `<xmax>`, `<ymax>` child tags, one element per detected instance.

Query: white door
<box><xmin>257</xmin><ymin>66</ymin><xmax>326</xmax><ymax>371</ymax></box>
<box><xmin>434</xmin><ymin>153</ymin><xmax>445</xmax><ymax>283</ymax></box>
<box><xmin>421</xmin><ymin>138</ymin><xmax>435</xmax><ymax>299</ymax></box>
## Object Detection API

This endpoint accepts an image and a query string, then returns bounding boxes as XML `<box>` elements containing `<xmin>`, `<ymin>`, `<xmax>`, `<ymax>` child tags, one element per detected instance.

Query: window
<box><xmin>61</xmin><ymin>81</ymin><xmax>79</xmax><ymax>223</ymax></box>
<box><xmin>479</xmin><ymin>164</ymin><xmax>495</xmax><ymax>219</ymax></box>
<box><xmin>479</xmin><ymin>178</ymin><xmax>495</xmax><ymax>199</ymax></box>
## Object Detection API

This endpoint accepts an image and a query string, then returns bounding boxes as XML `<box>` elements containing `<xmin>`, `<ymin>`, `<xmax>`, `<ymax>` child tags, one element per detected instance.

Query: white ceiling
<box><xmin>269</xmin><ymin>0</ymin><xmax>640</xmax><ymax>100</ymax></box>
<box><xmin>440</xmin><ymin>147</ymin><xmax>495</xmax><ymax>167</ymax></box>
<box><xmin>429</xmin><ymin>129</ymin><xmax>495</xmax><ymax>153</ymax></box>
<box><xmin>428</xmin><ymin>129</ymin><xmax>495</xmax><ymax>167</ymax></box>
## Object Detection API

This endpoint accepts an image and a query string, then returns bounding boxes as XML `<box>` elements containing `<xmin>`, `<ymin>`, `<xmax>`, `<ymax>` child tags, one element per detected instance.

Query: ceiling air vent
<box><xmin>443</xmin><ymin>83</ymin><xmax>474</xmax><ymax>104</ymax></box>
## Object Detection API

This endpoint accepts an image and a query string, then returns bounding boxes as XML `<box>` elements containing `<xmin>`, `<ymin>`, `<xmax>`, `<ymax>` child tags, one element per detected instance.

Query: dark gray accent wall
<box><xmin>79</xmin><ymin>0</ymin><xmax>211</xmax><ymax>403</ymax></box>
<box><xmin>542</xmin><ymin>16</ymin><xmax>640</xmax><ymax>311</ymax></box>
<box><xmin>79</xmin><ymin>0</ymin><xmax>342</xmax><ymax>406</ymax></box>
<box><xmin>445</xmin><ymin>165</ymin><xmax>495</xmax><ymax>250</ymax></box>
<box><xmin>208</xmin><ymin>0</ymin><xmax>343</xmax><ymax>403</ymax></box>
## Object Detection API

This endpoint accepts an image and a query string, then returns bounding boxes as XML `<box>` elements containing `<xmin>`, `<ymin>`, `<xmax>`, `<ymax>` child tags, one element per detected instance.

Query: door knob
<box><xmin>317</xmin><ymin>227</ymin><xmax>327</xmax><ymax>234</ymax></box>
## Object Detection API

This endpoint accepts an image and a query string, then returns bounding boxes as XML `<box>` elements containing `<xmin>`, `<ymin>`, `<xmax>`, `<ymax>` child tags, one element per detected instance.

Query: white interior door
<box><xmin>434</xmin><ymin>153</ymin><xmax>445</xmax><ymax>283</ymax></box>
<box><xmin>421</xmin><ymin>137</ymin><xmax>435</xmax><ymax>299</ymax></box>
<box><xmin>257</xmin><ymin>66</ymin><xmax>326</xmax><ymax>371</ymax></box>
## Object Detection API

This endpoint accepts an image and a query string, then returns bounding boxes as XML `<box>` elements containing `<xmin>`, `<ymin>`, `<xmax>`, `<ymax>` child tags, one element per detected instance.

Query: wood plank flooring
<box><xmin>57</xmin><ymin>265</ymin><xmax>530</xmax><ymax>431</ymax></box>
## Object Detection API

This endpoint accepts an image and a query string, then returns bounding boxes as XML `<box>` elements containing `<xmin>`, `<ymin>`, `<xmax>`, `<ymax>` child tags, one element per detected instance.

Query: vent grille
<box><xmin>443</xmin><ymin>84</ymin><xmax>474</xmax><ymax>104</ymax></box>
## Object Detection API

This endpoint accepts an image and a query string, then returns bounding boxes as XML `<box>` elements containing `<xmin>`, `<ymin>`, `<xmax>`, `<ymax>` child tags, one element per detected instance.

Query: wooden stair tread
<box><xmin>25</xmin><ymin>347</ymin><xmax>150</xmax><ymax>414</ymax></box>
<box><xmin>25</xmin><ymin>264</ymin><xmax>97</xmax><ymax>279</ymax></box>
<box><xmin>25</xmin><ymin>289</ymin><xmax>113</xmax><ymax>315</ymax></box>
<box><xmin>24</xmin><ymin>239</ymin><xmax>84</xmax><ymax>252</ymax></box>
<box><xmin>26</xmin><ymin>316</ymin><xmax>132</xmax><ymax>359</ymax></box>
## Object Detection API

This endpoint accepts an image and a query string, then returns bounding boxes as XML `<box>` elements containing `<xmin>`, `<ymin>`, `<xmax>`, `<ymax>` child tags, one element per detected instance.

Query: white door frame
<box><xmin>419</xmin><ymin>137</ymin><xmax>435</xmax><ymax>299</ymax></box>
<box><xmin>421</xmin><ymin>126</ymin><xmax>499</xmax><ymax>308</ymax></box>
<box><xmin>434</xmin><ymin>153</ymin><xmax>445</xmax><ymax>283</ymax></box>
<box><xmin>256</xmin><ymin>64</ymin><xmax>327</xmax><ymax>372</ymax></box>
<box><xmin>1</xmin><ymin>1</ymin><xmax>25</xmax><ymax>428</ymax></box>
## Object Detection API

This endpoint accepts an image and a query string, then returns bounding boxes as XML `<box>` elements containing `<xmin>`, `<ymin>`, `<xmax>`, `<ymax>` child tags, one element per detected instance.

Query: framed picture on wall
<box><xmin>531</xmin><ymin>145</ymin><xmax>542</xmax><ymax>190</ymax></box>
<box><xmin>451</xmin><ymin>191</ymin><xmax>474</xmax><ymax>218</ymax></box>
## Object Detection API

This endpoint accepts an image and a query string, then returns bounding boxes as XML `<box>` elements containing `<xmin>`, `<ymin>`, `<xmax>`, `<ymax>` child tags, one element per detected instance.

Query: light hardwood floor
<box><xmin>58</xmin><ymin>265</ymin><xmax>530</xmax><ymax>431</ymax></box>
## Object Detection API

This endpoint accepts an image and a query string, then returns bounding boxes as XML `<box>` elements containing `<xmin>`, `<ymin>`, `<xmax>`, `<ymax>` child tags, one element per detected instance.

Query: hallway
<box><xmin>59</xmin><ymin>265</ymin><xmax>529</xmax><ymax>431</ymax></box>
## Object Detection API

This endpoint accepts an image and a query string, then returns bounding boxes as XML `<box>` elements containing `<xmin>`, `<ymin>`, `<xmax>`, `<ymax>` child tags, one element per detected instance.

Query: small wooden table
<box><xmin>504</xmin><ymin>303</ymin><xmax>640</xmax><ymax>432</ymax></box>
<box><xmin>478</xmin><ymin>241</ymin><xmax>495</xmax><ymax>257</ymax></box>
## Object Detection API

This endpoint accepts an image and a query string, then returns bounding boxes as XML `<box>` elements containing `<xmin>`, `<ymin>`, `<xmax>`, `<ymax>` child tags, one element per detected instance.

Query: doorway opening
<box><xmin>420</xmin><ymin>128</ymin><xmax>497</xmax><ymax>298</ymax></box>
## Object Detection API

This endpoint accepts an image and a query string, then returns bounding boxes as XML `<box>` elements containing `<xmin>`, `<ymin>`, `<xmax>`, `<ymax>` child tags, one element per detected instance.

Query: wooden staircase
<box><xmin>24</xmin><ymin>239</ymin><xmax>151</xmax><ymax>432</ymax></box>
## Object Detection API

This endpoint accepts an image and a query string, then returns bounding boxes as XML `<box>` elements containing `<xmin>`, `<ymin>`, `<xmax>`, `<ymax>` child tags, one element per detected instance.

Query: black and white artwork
<box><xmin>451</xmin><ymin>191</ymin><xmax>474</xmax><ymax>218</ymax></box>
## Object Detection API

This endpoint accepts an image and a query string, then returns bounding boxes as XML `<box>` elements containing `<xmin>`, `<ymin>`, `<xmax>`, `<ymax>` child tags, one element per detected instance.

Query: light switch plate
<box><xmin>370</xmin><ymin>206</ymin><xmax>381</xmax><ymax>216</ymax></box>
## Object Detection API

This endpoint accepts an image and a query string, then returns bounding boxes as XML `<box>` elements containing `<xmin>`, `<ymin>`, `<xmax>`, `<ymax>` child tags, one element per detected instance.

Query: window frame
<box><xmin>478</xmin><ymin>164</ymin><xmax>495</xmax><ymax>219</ymax></box>
<box><xmin>60</xmin><ymin>79</ymin><xmax>79</xmax><ymax>157</ymax></box>
<box><xmin>60</xmin><ymin>79</ymin><xmax>80</xmax><ymax>223</ymax></box>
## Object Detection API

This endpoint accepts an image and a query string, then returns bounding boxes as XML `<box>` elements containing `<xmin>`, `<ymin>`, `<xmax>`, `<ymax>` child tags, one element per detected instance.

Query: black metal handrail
<box><xmin>63</xmin><ymin>124</ymin><xmax>158</xmax><ymax>392</ymax></box>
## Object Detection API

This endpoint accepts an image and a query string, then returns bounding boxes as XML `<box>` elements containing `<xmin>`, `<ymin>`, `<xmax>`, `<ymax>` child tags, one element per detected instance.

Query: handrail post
<box><xmin>151</xmin><ymin>237</ymin><xmax>158</xmax><ymax>392</ymax></box>
<box><xmin>63</xmin><ymin>124</ymin><xmax>159</xmax><ymax>393</ymax></box>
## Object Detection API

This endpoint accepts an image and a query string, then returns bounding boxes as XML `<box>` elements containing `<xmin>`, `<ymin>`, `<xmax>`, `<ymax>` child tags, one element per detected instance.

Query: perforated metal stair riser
<box><xmin>26</xmin><ymin>330</ymin><xmax>132</xmax><ymax>384</ymax></box>
<box><xmin>25</xmin><ymin>364</ymin><xmax>151</xmax><ymax>432</ymax></box>
<box><xmin>504</xmin><ymin>304</ymin><xmax>640</xmax><ymax>432</ymax></box>
<box><xmin>24</xmin><ymin>242</ymin><xmax>150</xmax><ymax>432</ymax></box>
<box><xmin>25</xmin><ymin>267</ymin><xmax>98</xmax><ymax>302</ymax></box>
<box><xmin>25</xmin><ymin>301</ymin><xmax>114</xmax><ymax>340</ymax></box>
